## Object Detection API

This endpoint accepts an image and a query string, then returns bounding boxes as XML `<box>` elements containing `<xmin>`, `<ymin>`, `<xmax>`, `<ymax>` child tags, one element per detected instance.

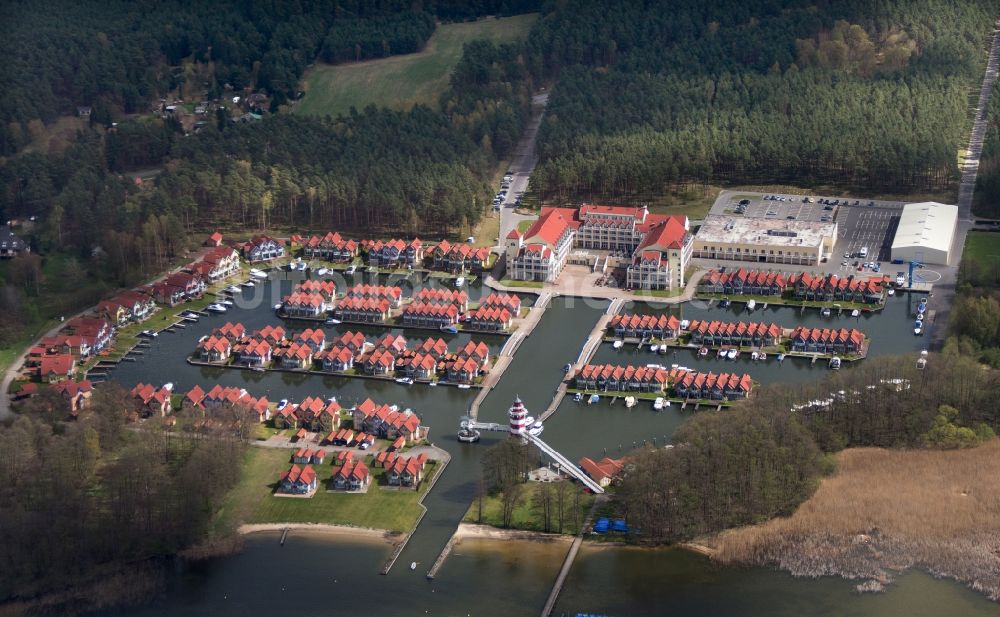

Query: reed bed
<box><xmin>702</xmin><ymin>440</ymin><xmax>1000</xmax><ymax>599</ymax></box>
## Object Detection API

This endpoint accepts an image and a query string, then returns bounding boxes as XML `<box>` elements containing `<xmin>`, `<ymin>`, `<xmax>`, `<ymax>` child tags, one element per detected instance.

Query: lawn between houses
<box><xmin>462</xmin><ymin>482</ymin><xmax>596</xmax><ymax>536</ymax></box>
<box><xmin>214</xmin><ymin>447</ymin><xmax>435</xmax><ymax>535</ymax></box>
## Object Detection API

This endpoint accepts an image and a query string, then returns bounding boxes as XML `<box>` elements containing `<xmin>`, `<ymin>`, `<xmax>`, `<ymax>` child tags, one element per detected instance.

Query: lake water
<box><xmin>94</xmin><ymin>272</ymin><xmax>979</xmax><ymax>616</ymax></box>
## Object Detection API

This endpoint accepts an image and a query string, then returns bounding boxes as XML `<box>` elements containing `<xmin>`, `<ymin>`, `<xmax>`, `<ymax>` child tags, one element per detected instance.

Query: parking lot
<box><xmin>709</xmin><ymin>191</ymin><xmax>909</xmax><ymax>275</ymax></box>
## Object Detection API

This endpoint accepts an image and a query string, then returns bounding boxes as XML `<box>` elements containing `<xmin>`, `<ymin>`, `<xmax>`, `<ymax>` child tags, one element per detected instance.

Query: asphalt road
<box><xmin>496</xmin><ymin>93</ymin><xmax>547</xmax><ymax>249</ymax></box>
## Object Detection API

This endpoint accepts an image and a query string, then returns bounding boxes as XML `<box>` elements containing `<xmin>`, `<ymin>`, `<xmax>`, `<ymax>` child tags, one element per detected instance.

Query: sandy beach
<box><xmin>453</xmin><ymin>523</ymin><xmax>573</xmax><ymax>544</ymax></box>
<box><xmin>238</xmin><ymin>523</ymin><xmax>402</xmax><ymax>543</ymax></box>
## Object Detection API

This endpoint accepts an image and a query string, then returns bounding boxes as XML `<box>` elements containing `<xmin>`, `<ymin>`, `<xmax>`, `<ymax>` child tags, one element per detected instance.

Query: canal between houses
<box><xmin>94</xmin><ymin>273</ymin><xmax>967</xmax><ymax>617</ymax></box>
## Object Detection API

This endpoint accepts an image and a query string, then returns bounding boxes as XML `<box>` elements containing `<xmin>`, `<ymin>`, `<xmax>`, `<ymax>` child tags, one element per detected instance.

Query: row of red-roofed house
<box><xmin>697</xmin><ymin>268</ymin><xmax>886</xmax><ymax>305</ymax></box>
<box><xmin>609</xmin><ymin>314</ymin><xmax>681</xmax><ymax>340</ymax></box>
<box><xmin>13</xmin><ymin>378</ymin><xmax>94</xmax><ymax>417</ymax></box>
<box><xmin>789</xmin><ymin>327</ymin><xmax>866</xmax><ymax>355</ymax></box>
<box><xmin>295</xmin><ymin>229</ymin><xmax>496</xmax><ymax>274</ymax></box>
<box><xmin>574</xmin><ymin>364</ymin><xmax>754</xmax><ymax>400</ymax></box>
<box><xmin>24</xmin><ymin>316</ymin><xmax>113</xmax><ymax>381</ymax></box>
<box><xmin>196</xmin><ymin>323</ymin><xmax>491</xmax><ymax>383</ymax></box>
<box><xmin>430</xmin><ymin>240</ymin><xmax>493</xmax><ymax>273</ymax></box>
<box><xmin>697</xmin><ymin>268</ymin><xmax>789</xmax><ymax>297</ymax></box>
<box><xmin>789</xmin><ymin>273</ymin><xmax>886</xmax><ymax>304</ymax></box>
<box><xmin>279</xmin><ymin>446</ymin><xmax>431</xmax><ymax>495</ymax></box>
<box><xmin>671</xmin><ymin>370</ymin><xmax>754</xmax><ymax>401</ymax></box>
<box><xmin>687</xmin><ymin>320</ymin><xmax>784</xmax><ymax>348</ymax></box>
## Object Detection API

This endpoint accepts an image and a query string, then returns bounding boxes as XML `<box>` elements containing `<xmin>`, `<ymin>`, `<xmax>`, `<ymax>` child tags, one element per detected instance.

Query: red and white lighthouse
<box><xmin>508</xmin><ymin>396</ymin><xmax>529</xmax><ymax>436</ymax></box>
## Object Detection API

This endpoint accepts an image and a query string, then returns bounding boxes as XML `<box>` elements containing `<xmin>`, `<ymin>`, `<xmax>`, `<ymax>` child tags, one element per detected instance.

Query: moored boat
<box><xmin>887</xmin><ymin>288</ymin><xmax>895</xmax><ymax>296</ymax></box>
<box><xmin>612</xmin><ymin>340</ymin><xmax>624</xmax><ymax>350</ymax></box>
<box><xmin>679</xmin><ymin>319</ymin><xmax>690</xmax><ymax>330</ymax></box>
<box><xmin>653</xmin><ymin>397</ymin><xmax>665</xmax><ymax>411</ymax></box>
<box><xmin>455</xmin><ymin>276</ymin><xmax>465</xmax><ymax>288</ymax></box>
<box><xmin>440</xmin><ymin>324</ymin><xmax>459</xmax><ymax>334</ymax></box>
<box><xmin>316</xmin><ymin>267</ymin><xmax>329</xmax><ymax>276</ymax></box>
<box><xmin>698</xmin><ymin>347</ymin><xmax>708</xmax><ymax>357</ymax></box>
<box><xmin>750</xmin><ymin>351</ymin><xmax>760</xmax><ymax>361</ymax></box>
<box><xmin>346</xmin><ymin>264</ymin><xmax>357</xmax><ymax>275</ymax></box>
<box><xmin>726</xmin><ymin>348</ymin><xmax>738</xmax><ymax>360</ymax></box>
<box><xmin>588</xmin><ymin>394</ymin><xmax>600</xmax><ymax>404</ymax></box>
<box><xmin>206</xmin><ymin>303</ymin><xmax>227</xmax><ymax>313</ymax></box>
<box><xmin>746</xmin><ymin>299</ymin><xmax>756</xmax><ymax>311</ymax></box>
<box><xmin>325</xmin><ymin>318</ymin><xmax>342</xmax><ymax>326</ymax></box>
<box><xmin>851</xmin><ymin>309</ymin><xmax>861</xmax><ymax>317</ymax></box>
<box><xmin>829</xmin><ymin>356</ymin><xmax>842</xmax><ymax>370</ymax></box>
<box><xmin>821</xmin><ymin>307</ymin><xmax>832</xmax><ymax>317</ymax></box>
<box><xmin>249</xmin><ymin>268</ymin><xmax>267</xmax><ymax>279</ymax></box>
<box><xmin>457</xmin><ymin>384</ymin><xmax>472</xmax><ymax>389</ymax></box>
<box><xmin>395</xmin><ymin>377</ymin><xmax>414</xmax><ymax>385</ymax></box>
<box><xmin>624</xmin><ymin>396</ymin><xmax>637</xmax><ymax>408</ymax></box>
<box><xmin>574</xmin><ymin>392</ymin><xmax>583</xmax><ymax>402</ymax></box>
<box><xmin>758</xmin><ymin>352</ymin><xmax>767</xmax><ymax>361</ymax></box>
<box><xmin>649</xmin><ymin>344</ymin><xmax>659</xmax><ymax>353</ymax></box>
<box><xmin>777</xmin><ymin>353</ymin><xmax>785</xmax><ymax>362</ymax></box>
<box><xmin>274</xmin><ymin>303</ymin><xmax>283</xmax><ymax>310</ymax></box>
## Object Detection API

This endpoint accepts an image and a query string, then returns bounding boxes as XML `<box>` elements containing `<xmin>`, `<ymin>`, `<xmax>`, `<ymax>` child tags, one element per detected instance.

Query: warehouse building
<box><xmin>889</xmin><ymin>202</ymin><xmax>958</xmax><ymax>266</ymax></box>
<box><xmin>692</xmin><ymin>216</ymin><xmax>837</xmax><ymax>266</ymax></box>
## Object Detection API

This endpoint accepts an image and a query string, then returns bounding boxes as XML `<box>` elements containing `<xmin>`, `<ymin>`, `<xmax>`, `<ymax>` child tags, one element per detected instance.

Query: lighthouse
<box><xmin>508</xmin><ymin>396</ymin><xmax>529</xmax><ymax>437</ymax></box>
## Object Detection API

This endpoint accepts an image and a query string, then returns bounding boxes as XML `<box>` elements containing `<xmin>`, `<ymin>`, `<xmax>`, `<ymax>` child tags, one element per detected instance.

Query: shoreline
<box><xmin>453</xmin><ymin>522</ymin><xmax>574</xmax><ymax>545</ymax></box>
<box><xmin>238</xmin><ymin>523</ymin><xmax>402</xmax><ymax>544</ymax></box>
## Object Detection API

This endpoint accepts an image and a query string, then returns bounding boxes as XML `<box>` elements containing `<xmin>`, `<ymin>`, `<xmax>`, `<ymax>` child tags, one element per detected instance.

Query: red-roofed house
<box><xmin>38</xmin><ymin>354</ymin><xmax>76</xmax><ymax>383</ymax></box>
<box><xmin>242</xmin><ymin>235</ymin><xmax>284</xmax><ymax>263</ymax></box>
<box><xmin>51</xmin><ymin>379</ymin><xmax>93</xmax><ymax>416</ymax></box>
<box><xmin>278</xmin><ymin>464</ymin><xmax>318</xmax><ymax>495</ymax></box>
<box><xmin>205</xmin><ymin>231</ymin><xmax>224</xmax><ymax>247</ymax></box>
<box><xmin>331</xmin><ymin>459</ymin><xmax>370</xmax><ymax>491</ymax></box>
<box><xmin>625</xmin><ymin>215</ymin><xmax>691</xmax><ymax>291</ymax></box>
<box><xmin>385</xmin><ymin>454</ymin><xmax>428</xmax><ymax>488</ymax></box>
<box><xmin>578</xmin><ymin>456</ymin><xmax>624</xmax><ymax>488</ymax></box>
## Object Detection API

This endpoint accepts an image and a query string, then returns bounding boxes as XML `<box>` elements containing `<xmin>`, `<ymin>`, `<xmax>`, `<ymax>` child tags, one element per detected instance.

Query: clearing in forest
<box><xmin>295</xmin><ymin>13</ymin><xmax>538</xmax><ymax>118</ymax></box>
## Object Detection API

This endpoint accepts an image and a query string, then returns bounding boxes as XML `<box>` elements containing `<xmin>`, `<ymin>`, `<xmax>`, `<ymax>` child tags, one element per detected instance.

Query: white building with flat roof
<box><xmin>890</xmin><ymin>202</ymin><xmax>958</xmax><ymax>266</ymax></box>
<box><xmin>692</xmin><ymin>216</ymin><xmax>837</xmax><ymax>266</ymax></box>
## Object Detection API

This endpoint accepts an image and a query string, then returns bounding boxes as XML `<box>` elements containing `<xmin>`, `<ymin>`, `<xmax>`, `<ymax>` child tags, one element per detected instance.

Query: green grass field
<box><xmin>294</xmin><ymin>14</ymin><xmax>538</xmax><ymax>118</ymax></box>
<box><xmin>213</xmin><ymin>447</ymin><xmax>432</xmax><ymax>535</ymax></box>
<box><xmin>963</xmin><ymin>231</ymin><xmax>1000</xmax><ymax>271</ymax></box>
<box><xmin>463</xmin><ymin>483</ymin><xmax>595</xmax><ymax>535</ymax></box>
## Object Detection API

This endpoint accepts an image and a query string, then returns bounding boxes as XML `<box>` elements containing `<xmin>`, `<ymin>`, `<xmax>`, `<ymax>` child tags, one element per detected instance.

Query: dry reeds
<box><xmin>701</xmin><ymin>440</ymin><xmax>1000</xmax><ymax>600</ymax></box>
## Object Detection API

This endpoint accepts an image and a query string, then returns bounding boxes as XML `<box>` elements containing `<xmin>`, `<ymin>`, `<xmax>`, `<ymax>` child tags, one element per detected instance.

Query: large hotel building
<box><xmin>505</xmin><ymin>204</ymin><xmax>692</xmax><ymax>289</ymax></box>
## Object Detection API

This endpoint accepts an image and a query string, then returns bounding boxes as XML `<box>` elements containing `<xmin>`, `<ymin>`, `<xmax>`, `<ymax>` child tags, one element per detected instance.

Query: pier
<box><xmin>540</xmin><ymin>494</ymin><xmax>606</xmax><ymax>617</ymax></box>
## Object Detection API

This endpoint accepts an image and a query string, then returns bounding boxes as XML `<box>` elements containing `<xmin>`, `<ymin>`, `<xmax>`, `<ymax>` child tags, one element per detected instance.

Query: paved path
<box><xmin>540</xmin><ymin>494</ymin><xmax>607</xmax><ymax>617</ymax></box>
<box><xmin>929</xmin><ymin>20</ymin><xmax>1000</xmax><ymax>349</ymax></box>
<box><xmin>486</xmin><ymin>266</ymin><xmax>707</xmax><ymax>306</ymax></box>
<box><xmin>496</xmin><ymin>93</ymin><xmax>548</xmax><ymax>249</ymax></box>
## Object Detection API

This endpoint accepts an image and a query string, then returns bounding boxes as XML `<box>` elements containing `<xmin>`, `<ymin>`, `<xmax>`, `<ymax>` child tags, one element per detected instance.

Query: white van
<box><xmin>859</xmin><ymin>246</ymin><xmax>869</xmax><ymax>258</ymax></box>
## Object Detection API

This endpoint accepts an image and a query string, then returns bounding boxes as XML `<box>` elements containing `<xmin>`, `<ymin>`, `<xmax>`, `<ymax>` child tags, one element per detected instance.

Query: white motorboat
<box><xmin>851</xmin><ymin>309</ymin><xmax>860</xmax><ymax>317</ymax></box>
<box><xmin>276</xmin><ymin>399</ymin><xmax>289</xmax><ymax>411</ymax></box>
<box><xmin>221</xmin><ymin>299</ymin><xmax>234</xmax><ymax>306</ymax></box>
<box><xmin>207</xmin><ymin>303</ymin><xmax>227</xmax><ymax>313</ymax></box>
<box><xmin>887</xmin><ymin>288</ymin><xmax>895</xmax><ymax>296</ymax></box>
<box><xmin>395</xmin><ymin>377</ymin><xmax>414</xmax><ymax>385</ymax></box>
<box><xmin>777</xmin><ymin>353</ymin><xmax>785</xmax><ymax>362</ymax></box>
<box><xmin>249</xmin><ymin>268</ymin><xmax>267</xmax><ymax>279</ymax></box>
<box><xmin>746</xmin><ymin>299</ymin><xmax>756</xmax><ymax>311</ymax></box>
<box><xmin>242</xmin><ymin>280</ymin><xmax>255</xmax><ymax>287</ymax></box>
<box><xmin>139</xmin><ymin>329</ymin><xmax>158</xmax><ymax>338</ymax></box>
<box><xmin>317</xmin><ymin>267</ymin><xmax>329</xmax><ymax>276</ymax></box>
<box><xmin>525</xmin><ymin>416</ymin><xmax>535</xmax><ymax>426</ymax></box>
<box><xmin>457</xmin><ymin>384</ymin><xmax>471</xmax><ymax>389</ymax></box>
<box><xmin>225</xmin><ymin>285</ymin><xmax>241</xmax><ymax>293</ymax></box>
<box><xmin>410</xmin><ymin>562</ymin><xmax>417</xmax><ymax>571</ymax></box>
<box><xmin>529</xmin><ymin>421</ymin><xmax>544</xmax><ymax>436</ymax></box>
<box><xmin>750</xmin><ymin>351</ymin><xmax>760</xmax><ymax>361</ymax></box>
<box><xmin>653</xmin><ymin>397</ymin><xmax>665</xmax><ymax>411</ymax></box>
<box><xmin>726</xmin><ymin>349</ymin><xmax>738</xmax><ymax>360</ymax></box>
<box><xmin>758</xmin><ymin>352</ymin><xmax>767</xmax><ymax>361</ymax></box>
<box><xmin>574</xmin><ymin>392</ymin><xmax>584</xmax><ymax>402</ymax></box>
<box><xmin>649</xmin><ymin>344</ymin><xmax>659</xmax><ymax>353</ymax></box>
<box><xmin>588</xmin><ymin>394</ymin><xmax>600</xmax><ymax>404</ymax></box>
<box><xmin>915</xmin><ymin>313</ymin><xmax>924</xmax><ymax>322</ymax></box>
<box><xmin>325</xmin><ymin>318</ymin><xmax>342</xmax><ymax>326</ymax></box>
<box><xmin>821</xmin><ymin>307</ymin><xmax>832</xmax><ymax>317</ymax></box>
<box><xmin>698</xmin><ymin>347</ymin><xmax>708</xmax><ymax>357</ymax></box>
<box><xmin>428</xmin><ymin>381</ymin><xmax>438</xmax><ymax>387</ymax></box>
<box><xmin>829</xmin><ymin>357</ymin><xmax>842</xmax><ymax>370</ymax></box>
<box><xmin>455</xmin><ymin>276</ymin><xmax>465</xmax><ymax>288</ymax></box>
<box><xmin>346</xmin><ymin>265</ymin><xmax>357</xmax><ymax>275</ymax></box>
<box><xmin>624</xmin><ymin>396</ymin><xmax>637</xmax><ymax>408</ymax></box>
<box><xmin>161</xmin><ymin>382</ymin><xmax>174</xmax><ymax>392</ymax></box>
<box><xmin>895</xmin><ymin>274</ymin><xmax>906</xmax><ymax>287</ymax></box>
<box><xmin>679</xmin><ymin>319</ymin><xmax>690</xmax><ymax>330</ymax></box>
<box><xmin>914</xmin><ymin>326</ymin><xmax>923</xmax><ymax>336</ymax></box>
<box><xmin>613</xmin><ymin>340</ymin><xmax>624</xmax><ymax>350</ymax></box>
